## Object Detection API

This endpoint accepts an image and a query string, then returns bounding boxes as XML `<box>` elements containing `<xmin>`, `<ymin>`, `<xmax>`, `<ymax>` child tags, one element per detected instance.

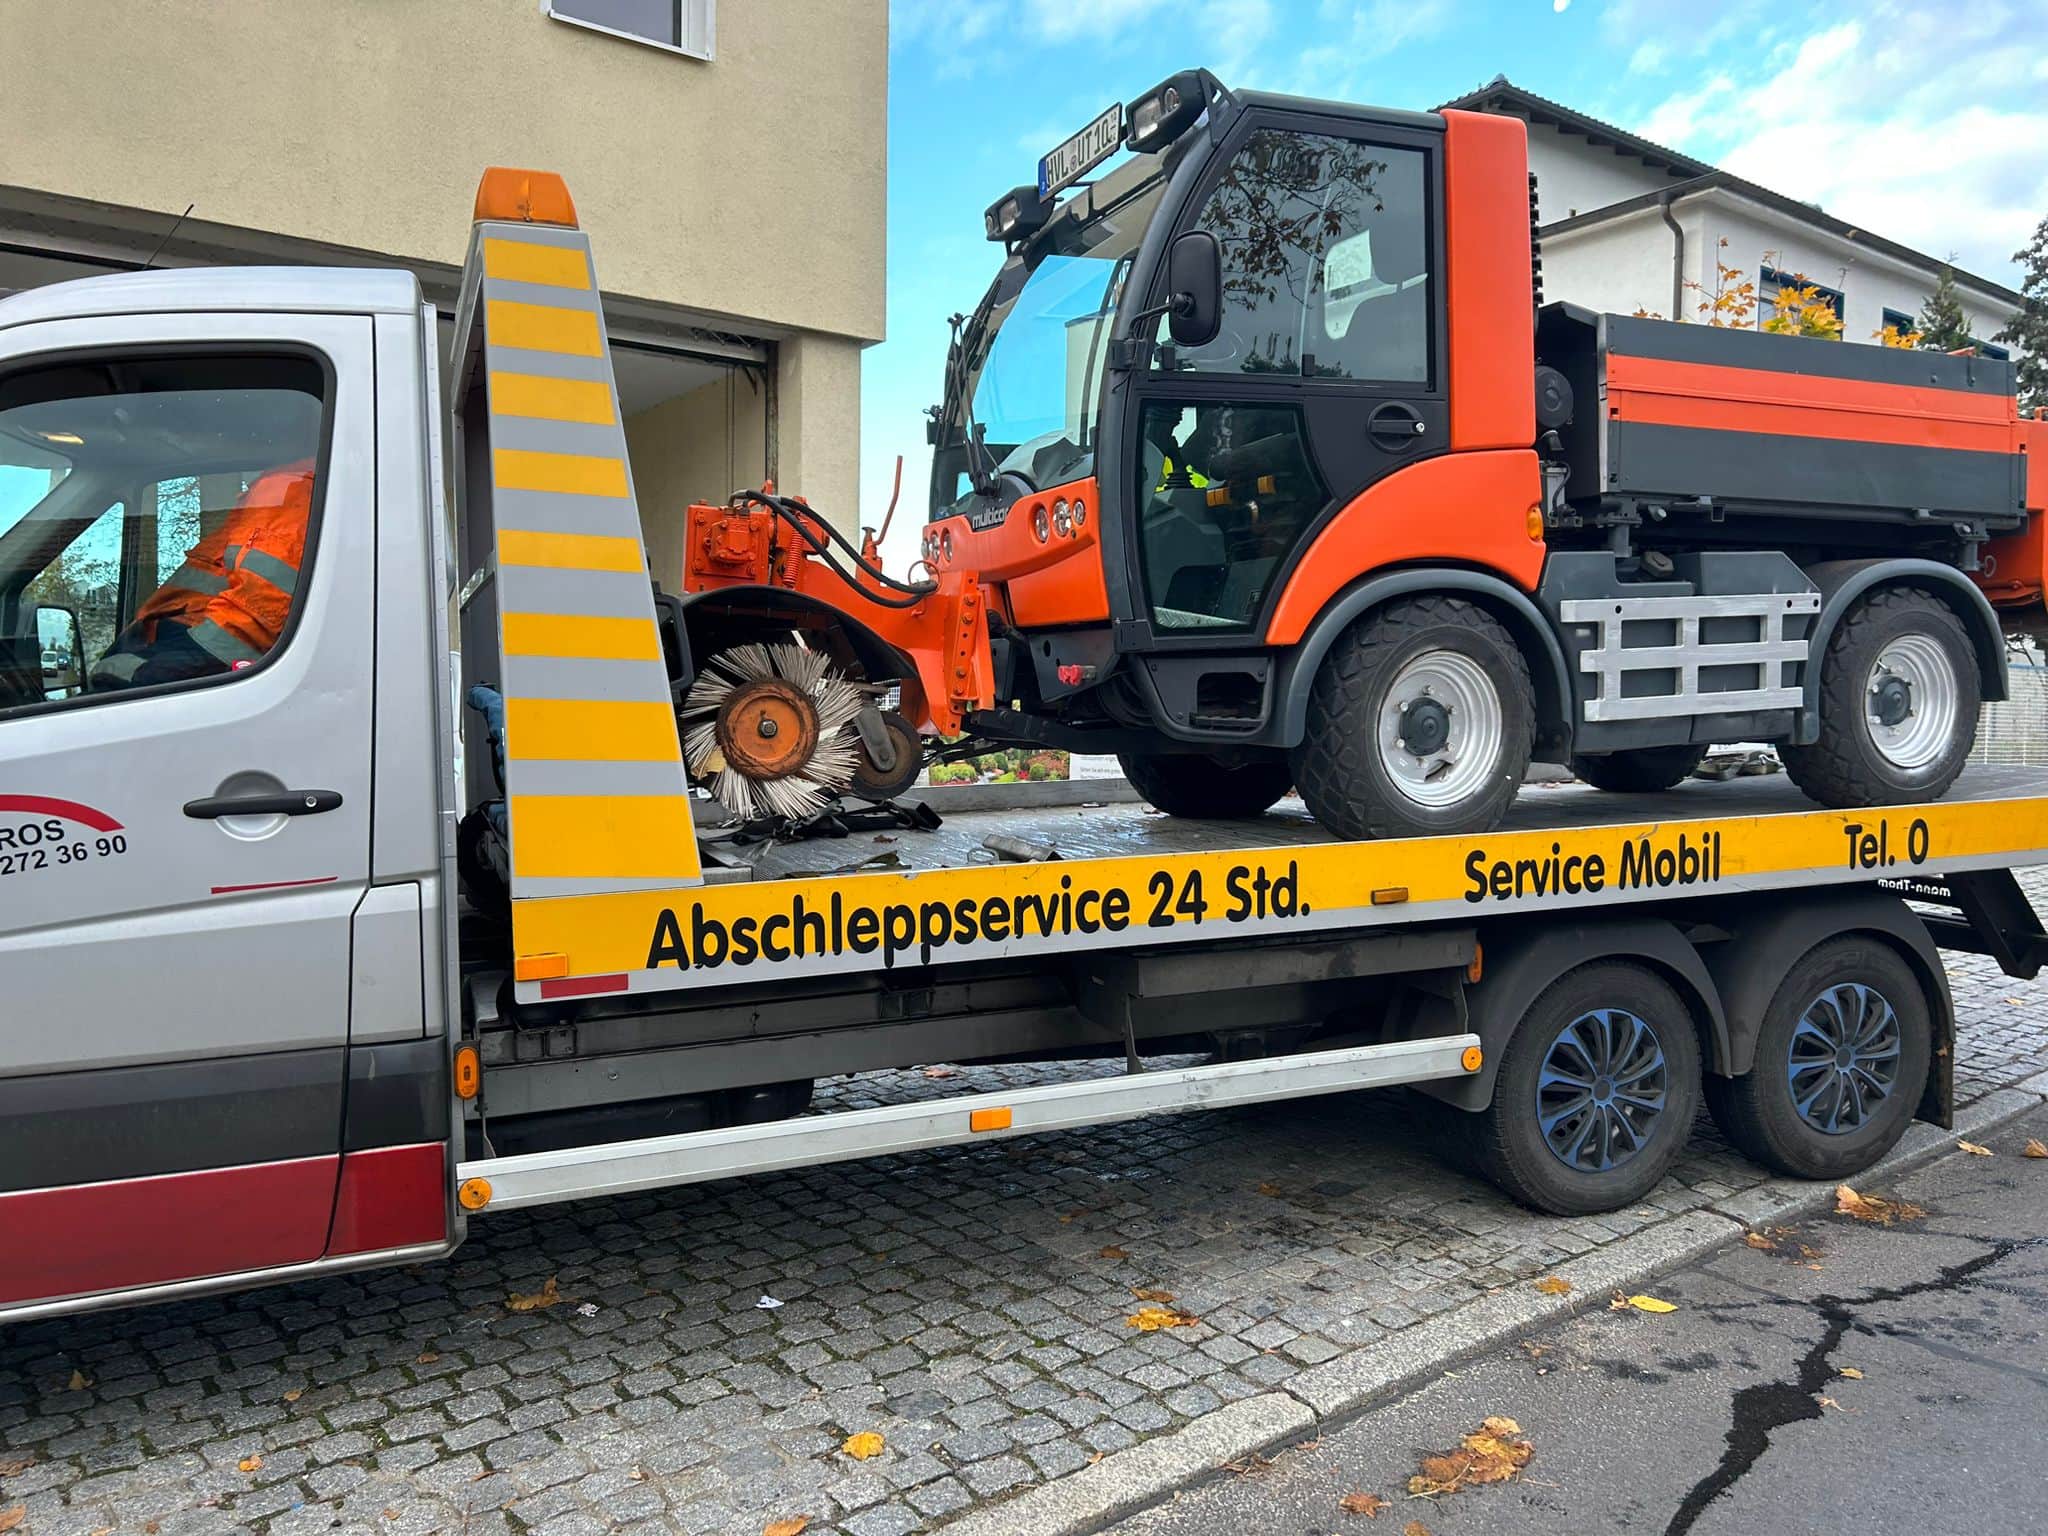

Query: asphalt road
<box><xmin>1112</xmin><ymin>1103</ymin><xmax>2048</xmax><ymax>1536</ymax></box>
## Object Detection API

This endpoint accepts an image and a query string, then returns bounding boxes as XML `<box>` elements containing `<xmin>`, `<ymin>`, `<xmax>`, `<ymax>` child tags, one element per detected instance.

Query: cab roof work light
<box><xmin>1126</xmin><ymin>70</ymin><xmax>1207</xmax><ymax>153</ymax></box>
<box><xmin>984</xmin><ymin>184</ymin><xmax>1051</xmax><ymax>244</ymax></box>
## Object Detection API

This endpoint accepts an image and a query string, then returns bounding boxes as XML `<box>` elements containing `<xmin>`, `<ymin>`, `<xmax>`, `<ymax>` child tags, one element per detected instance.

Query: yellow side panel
<box><xmin>511</xmin><ymin>795</ymin><xmax>702</xmax><ymax>881</ymax></box>
<box><xmin>502</xmin><ymin>612</ymin><xmax>662</xmax><ymax>661</ymax></box>
<box><xmin>489</xmin><ymin>371</ymin><xmax>616</xmax><ymax>425</ymax></box>
<box><xmin>485</xmin><ymin>298</ymin><xmax>603</xmax><ymax>357</ymax></box>
<box><xmin>506</xmin><ymin>698</ymin><xmax>682</xmax><ymax>762</ymax></box>
<box><xmin>494</xmin><ymin>447</ymin><xmax>629</xmax><ymax>498</ymax></box>
<box><xmin>481</xmin><ymin>238</ymin><xmax>592</xmax><ymax>291</ymax></box>
<box><xmin>498</xmin><ymin>528</ymin><xmax>644</xmax><ymax>572</ymax></box>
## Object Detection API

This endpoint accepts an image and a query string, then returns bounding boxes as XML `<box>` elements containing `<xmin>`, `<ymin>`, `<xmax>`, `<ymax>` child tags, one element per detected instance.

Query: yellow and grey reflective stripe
<box><xmin>165</xmin><ymin>561</ymin><xmax>229</xmax><ymax>597</ymax></box>
<box><xmin>233</xmin><ymin>545</ymin><xmax>299</xmax><ymax>596</ymax></box>
<box><xmin>464</xmin><ymin>215</ymin><xmax>702</xmax><ymax>915</ymax></box>
<box><xmin>186</xmin><ymin>618</ymin><xmax>265</xmax><ymax>665</ymax></box>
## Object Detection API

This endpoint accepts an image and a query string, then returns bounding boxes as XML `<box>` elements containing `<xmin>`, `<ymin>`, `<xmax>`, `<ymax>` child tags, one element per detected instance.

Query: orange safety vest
<box><xmin>119</xmin><ymin>461</ymin><xmax>313</xmax><ymax>671</ymax></box>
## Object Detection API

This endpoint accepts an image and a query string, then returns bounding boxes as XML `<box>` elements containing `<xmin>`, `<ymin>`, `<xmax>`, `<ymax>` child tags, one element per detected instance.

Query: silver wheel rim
<box><xmin>1864</xmin><ymin>633</ymin><xmax>1957</xmax><ymax>771</ymax></box>
<box><xmin>1375</xmin><ymin>649</ymin><xmax>1504</xmax><ymax>809</ymax></box>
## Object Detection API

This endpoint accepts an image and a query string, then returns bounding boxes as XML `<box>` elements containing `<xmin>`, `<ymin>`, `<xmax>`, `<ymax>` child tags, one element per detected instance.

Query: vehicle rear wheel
<box><xmin>1468</xmin><ymin>962</ymin><xmax>1702</xmax><ymax>1215</ymax></box>
<box><xmin>1290</xmin><ymin>596</ymin><xmax>1534</xmax><ymax>840</ymax></box>
<box><xmin>1117</xmin><ymin>751</ymin><xmax>1292</xmax><ymax>819</ymax></box>
<box><xmin>1571</xmin><ymin>743</ymin><xmax>1708</xmax><ymax>793</ymax></box>
<box><xmin>1704</xmin><ymin>937</ymin><xmax>1930</xmax><ymax>1181</ymax></box>
<box><xmin>1782</xmin><ymin>586</ymin><xmax>1980</xmax><ymax>807</ymax></box>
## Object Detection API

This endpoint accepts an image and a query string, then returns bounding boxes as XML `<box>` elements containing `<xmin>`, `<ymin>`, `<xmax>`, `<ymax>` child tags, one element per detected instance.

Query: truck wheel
<box><xmin>1704</xmin><ymin>937</ymin><xmax>1930</xmax><ymax>1181</ymax></box>
<box><xmin>1572</xmin><ymin>744</ymin><xmax>1707</xmax><ymax>793</ymax></box>
<box><xmin>1469</xmin><ymin>962</ymin><xmax>1702</xmax><ymax>1215</ymax></box>
<box><xmin>1291</xmin><ymin>596</ymin><xmax>1534</xmax><ymax>840</ymax></box>
<box><xmin>1782</xmin><ymin>587</ymin><xmax>1980</xmax><ymax>807</ymax></box>
<box><xmin>1118</xmin><ymin>752</ymin><xmax>1292</xmax><ymax>819</ymax></box>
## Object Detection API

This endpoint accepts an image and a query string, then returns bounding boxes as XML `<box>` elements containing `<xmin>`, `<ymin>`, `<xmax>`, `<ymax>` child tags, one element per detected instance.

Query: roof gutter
<box><xmin>1658</xmin><ymin>189</ymin><xmax>1684</xmax><ymax>321</ymax></box>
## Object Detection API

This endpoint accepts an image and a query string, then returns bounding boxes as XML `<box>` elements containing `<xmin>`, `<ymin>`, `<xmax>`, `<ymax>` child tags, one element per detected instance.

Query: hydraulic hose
<box><xmin>734</xmin><ymin>489</ymin><xmax>938</xmax><ymax>609</ymax></box>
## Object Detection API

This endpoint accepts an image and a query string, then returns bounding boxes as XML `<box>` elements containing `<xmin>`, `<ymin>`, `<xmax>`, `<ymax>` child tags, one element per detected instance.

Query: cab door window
<box><xmin>1155</xmin><ymin>129</ymin><xmax>1432</xmax><ymax>385</ymax></box>
<box><xmin>0</xmin><ymin>355</ymin><xmax>325</xmax><ymax>715</ymax></box>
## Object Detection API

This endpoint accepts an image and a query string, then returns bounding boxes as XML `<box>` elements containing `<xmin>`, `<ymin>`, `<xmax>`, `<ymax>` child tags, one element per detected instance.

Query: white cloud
<box><xmin>1284</xmin><ymin>0</ymin><xmax>1454</xmax><ymax>100</ymax></box>
<box><xmin>1019</xmin><ymin>0</ymin><xmax>1171</xmax><ymax>43</ymax></box>
<box><xmin>1629</xmin><ymin>2</ymin><xmax>2048</xmax><ymax>282</ymax></box>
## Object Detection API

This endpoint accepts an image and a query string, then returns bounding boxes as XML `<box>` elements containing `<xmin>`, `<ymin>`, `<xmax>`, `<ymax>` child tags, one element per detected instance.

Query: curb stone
<box><xmin>934</xmin><ymin>1080</ymin><xmax>2048</xmax><ymax>1536</ymax></box>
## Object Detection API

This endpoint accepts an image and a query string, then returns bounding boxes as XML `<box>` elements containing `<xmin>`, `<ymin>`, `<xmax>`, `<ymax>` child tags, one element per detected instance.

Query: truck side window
<box><xmin>1136</xmin><ymin>400</ymin><xmax>1329</xmax><ymax>633</ymax></box>
<box><xmin>1158</xmin><ymin>130</ymin><xmax>1431</xmax><ymax>385</ymax></box>
<box><xmin>0</xmin><ymin>355</ymin><xmax>327</xmax><ymax>716</ymax></box>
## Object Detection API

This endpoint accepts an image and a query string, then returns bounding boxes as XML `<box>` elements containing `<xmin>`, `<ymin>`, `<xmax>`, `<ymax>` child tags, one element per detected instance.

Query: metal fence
<box><xmin>1973</xmin><ymin>640</ymin><xmax>2048</xmax><ymax>768</ymax></box>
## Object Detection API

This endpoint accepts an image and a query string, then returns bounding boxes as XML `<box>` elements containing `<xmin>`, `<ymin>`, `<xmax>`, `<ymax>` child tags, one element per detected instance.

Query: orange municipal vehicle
<box><xmin>672</xmin><ymin>69</ymin><xmax>2048</xmax><ymax>841</ymax></box>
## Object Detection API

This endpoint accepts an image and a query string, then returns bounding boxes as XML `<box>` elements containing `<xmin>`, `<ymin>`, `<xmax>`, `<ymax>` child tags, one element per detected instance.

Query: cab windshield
<box><xmin>931</xmin><ymin>172</ymin><xmax>1166</xmax><ymax>518</ymax></box>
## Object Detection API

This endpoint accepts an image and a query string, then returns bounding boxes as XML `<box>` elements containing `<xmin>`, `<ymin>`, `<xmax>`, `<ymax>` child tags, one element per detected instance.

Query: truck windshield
<box><xmin>932</xmin><ymin>174</ymin><xmax>1165</xmax><ymax>519</ymax></box>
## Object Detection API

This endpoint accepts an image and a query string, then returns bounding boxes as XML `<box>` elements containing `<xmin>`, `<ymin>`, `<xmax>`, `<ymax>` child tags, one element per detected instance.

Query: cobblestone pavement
<box><xmin>5</xmin><ymin>876</ymin><xmax>2046</xmax><ymax>1536</ymax></box>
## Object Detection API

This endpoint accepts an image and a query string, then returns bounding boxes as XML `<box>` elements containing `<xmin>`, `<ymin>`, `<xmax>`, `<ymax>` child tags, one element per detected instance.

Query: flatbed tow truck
<box><xmin>2</xmin><ymin>165</ymin><xmax>2046</xmax><ymax>1324</ymax></box>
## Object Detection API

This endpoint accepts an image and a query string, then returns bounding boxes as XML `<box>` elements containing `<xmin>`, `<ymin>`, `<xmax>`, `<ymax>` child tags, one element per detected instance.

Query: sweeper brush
<box><xmin>681</xmin><ymin>642</ymin><xmax>863</xmax><ymax>821</ymax></box>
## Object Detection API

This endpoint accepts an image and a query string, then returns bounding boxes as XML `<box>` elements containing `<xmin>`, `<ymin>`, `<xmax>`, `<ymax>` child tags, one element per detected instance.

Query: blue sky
<box><xmin>859</xmin><ymin>0</ymin><xmax>2048</xmax><ymax>554</ymax></box>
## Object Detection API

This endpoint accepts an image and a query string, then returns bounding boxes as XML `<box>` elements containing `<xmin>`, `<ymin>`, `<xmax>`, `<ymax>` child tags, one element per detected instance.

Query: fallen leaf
<box><xmin>2024</xmin><ymin>1139</ymin><xmax>2048</xmax><ymax>1159</ymax></box>
<box><xmin>0</xmin><ymin>1508</ymin><xmax>22</xmax><ymax>1534</ymax></box>
<box><xmin>1256</xmin><ymin>1181</ymin><xmax>1284</xmax><ymax>1197</ymax></box>
<box><xmin>1130</xmin><ymin>1287</ymin><xmax>1177</xmax><ymax>1304</ymax></box>
<box><xmin>1087</xmin><ymin>1450</ymin><xmax>1106</xmax><ymax>1464</ymax></box>
<box><xmin>763</xmin><ymin>1518</ymin><xmax>812</xmax><ymax>1536</ymax></box>
<box><xmin>1339</xmin><ymin>1490</ymin><xmax>1388</xmax><ymax>1516</ymax></box>
<box><xmin>67</xmin><ymin>1370</ymin><xmax>90</xmax><ymax>1391</ymax></box>
<box><xmin>415</xmin><ymin>1352</ymin><xmax>440</xmax><ymax>1365</ymax></box>
<box><xmin>282</xmin><ymin>1390</ymin><xmax>302</xmax><ymax>1404</ymax></box>
<box><xmin>1126</xmin><ymin>1304</ymin><xmax>1200</xmax><ymax>1332</ymax></box>
<box><xmin>237</xmin><ymin>1455</ymin><xmax>263</xmax><ymax>1473</ymax></box>
<box><xmin>144</xmin><ymin>1523</ymin><xmax>159</xmax><ymax>1535</ymax></box>
<box><xmin>1816</xmin><ymin>1395</ymin><xmax>1842</xmax><ymax>1411</ymax></box>
<box><xmin>1840</xmin><ymin>1367</ymin><xmax>1864</xmax><ymax>1379</ymax></box>
<box><xmin>1743</xmin><ymin>1231</ymin><xmax>1777</xmax><ymax>1251</ymax></box>
<box><xmin>384</xmin><ymin>1510</ymin><xmax>400</xmax><ymax>1521</ymax></box>
<box><xmin>840</xmin><ymin>1431</ymin><xmax>885</xmax><ymax>1461</ymax></box>
<box><xmin>1958</xmin><ymin>1140</ymin><xmax>1993</xmax><ymax>1156</ymax></box>
<box><xmin>1403</xmin><ymin>1523</ymin><xmax>1434</xmax><ymax>1536</ymax></box>
<box><xmin>921</xmin><ymin>1067</ymin><xmax>956</xmax><ymax>1079</ymax></box>
<box><xmin>1058</xmin><ymin>1212</ymin><xmax>1078</xmax><ymax>1223</ymax></box>
<box><xmin>1099</xmin><ymin>1245</ymin><xmax>1130</xmax><ymax>1260</ymax></box>
<box><xmin>1835</xmin><ymin>1184</ymin><xmax>1926</xmax><ymax>1226</ymax></box>
<box><xmin>0</xmin><ymin>1458</ymin><xmax>30</xmax><ymax>1477</ymax></box>
<box><xmin>1610</xmin><ymin>1294</ymin><xmax>1677</xmax><ymax>1314</ymax></box>
<box><xmin>505</xmin><ymin>1277</ymin><xmax>562</xmax><ymax>1312</ymax></box>
<box><xmin>1406</xmin><ymin>1417</ymin><xmax>1533</xmax><ymax>1496</ymax></box>
<box><xmin>1533</xmin><ymin>1276</ymin><xmax>1571</xmax><ymax>1296</ymax></box>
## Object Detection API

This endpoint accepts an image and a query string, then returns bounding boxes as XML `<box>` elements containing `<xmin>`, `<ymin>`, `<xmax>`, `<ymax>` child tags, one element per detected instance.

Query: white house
<box><xmin>1444</xmin><ymin>79</ymin><xmax>2024</xmax><ymax>354</ymax></box>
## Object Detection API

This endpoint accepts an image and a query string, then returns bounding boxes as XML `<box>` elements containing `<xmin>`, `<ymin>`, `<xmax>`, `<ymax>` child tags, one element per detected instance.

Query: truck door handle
<box><xmin>183</xmin><ymin>789</ymin><xmax>344</xmax><ymax>819</ymax></box>
<box><xmin>1367</xmin><ymin>401</ymin><xmax>1426</xmax><ymax>451</ymax></box>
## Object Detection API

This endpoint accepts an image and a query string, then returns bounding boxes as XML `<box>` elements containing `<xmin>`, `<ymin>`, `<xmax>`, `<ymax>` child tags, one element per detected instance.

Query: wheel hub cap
<box><xmin>716</xmin><ymin>679</ymin><xmax>821</xmax><ymax>780</ymax></box>
<box><xmin>1536</xmin><ymin>1008</ymin><xmax>1667</xmax><ymax>1173</ymax></box>
<box><xmin>1399</xmin><ymin>697</ymin><xmax>1451</xmax><ymax>755</ymax></box>
<box><xmin>1788</xmin><ymin>983</ymin><xmax>1901</xmax><ymax>1135</ymax></box>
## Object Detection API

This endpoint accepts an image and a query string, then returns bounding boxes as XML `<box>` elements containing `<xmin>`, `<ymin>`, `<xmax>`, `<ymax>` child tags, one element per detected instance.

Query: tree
<box><xmin>1995</xmin><ymin>213</ymin><xmax>2048</xmax><ymax>412</ymax></box>
<box><xmin>1916</xmin><ymin>261</ymin><xmax>1975</xmax><ymax>353</ymax></box>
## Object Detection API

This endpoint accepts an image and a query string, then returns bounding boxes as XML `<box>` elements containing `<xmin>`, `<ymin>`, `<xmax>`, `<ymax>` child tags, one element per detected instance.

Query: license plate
<box><xmin>1038</xmin><ymin>103</ymin><xmax>1125</xmax><ymax>199</ymax></box>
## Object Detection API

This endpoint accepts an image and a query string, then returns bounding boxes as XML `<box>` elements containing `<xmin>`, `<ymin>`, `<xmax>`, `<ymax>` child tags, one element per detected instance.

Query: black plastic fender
<box><xmin>1417</xmin><ymin>915</ymin><xmax>1726</xmax><ymax>1112</ymax></box>
<box><xmin>1691</xmin><ymin>887</ymin><xmax>1955</xmax><ymax>1128</ymax></box>
<box><xmin>1798</xmin><ymin>559</ymin><xmax>2009</xmax><ymax>744</ymax></box>
<box><xmin>1273</xmin><ymin>566</ymin><xmax>1576</xmax><ymax>756</ymax></box>
<box><xmin>674</xmin><ymin>585</ymin><xmax>915</xmax><ymax>688</ymax></box>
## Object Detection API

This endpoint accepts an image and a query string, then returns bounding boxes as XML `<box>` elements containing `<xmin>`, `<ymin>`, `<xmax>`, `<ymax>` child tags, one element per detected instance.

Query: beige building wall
<box><xmin>625</xmin><ymin>371</ymin><xmax>770</xmax><ymax>588</ymax></box>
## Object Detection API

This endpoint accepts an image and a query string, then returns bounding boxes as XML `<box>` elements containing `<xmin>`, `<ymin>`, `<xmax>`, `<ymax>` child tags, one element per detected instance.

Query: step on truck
<box><xmin>669</xmin><ymin>69</ymin><xmax>2048</xmax><ymax>842</ymax></box>
<box><xmin>2</xmin><ymin>166</ymin><xmax>2047</xmax><ymax>1324</ymax></box>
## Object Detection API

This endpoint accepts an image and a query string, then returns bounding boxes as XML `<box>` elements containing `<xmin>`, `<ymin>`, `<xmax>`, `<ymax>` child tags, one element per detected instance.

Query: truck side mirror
<box><xmin>1166</xmin><ymin>231</ymin><xmax>1222</xmax><ymax>349</ymax></box>
<box><xmin>36</xmin><ymin>603</ymin><xmax>83</xmax><ymax>697</ymax></box>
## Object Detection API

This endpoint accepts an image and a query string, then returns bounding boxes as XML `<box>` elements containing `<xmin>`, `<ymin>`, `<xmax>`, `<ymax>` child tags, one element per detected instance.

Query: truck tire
<box><xmin>1782</xmin><ymin>586</ymin><xmax>1980</xmax><ymax>807</ymax></box>
<box><xmin>1118</xmin><ymin>752</ymin><xmax>1291</xmax><ymax>819</ymax></box>
<box><xmin>1703</xmin><ymin>937</ymin><xmax>1930</xmax><ymax>1181</ymax></box>
<box><xmin>1467</xmin><ymin>961</ymin><xmax>1702</xmax><ymax>1215</ymax></box>
<box><xmin>1572</xmin><ymin>744</ymin><xmax>1708</xmax><ymax>793</ymax></box>
<box><xmin>1290</xmin><ymin>596</ymin><xmax>1535</xmax><ymax>840</ymax></box>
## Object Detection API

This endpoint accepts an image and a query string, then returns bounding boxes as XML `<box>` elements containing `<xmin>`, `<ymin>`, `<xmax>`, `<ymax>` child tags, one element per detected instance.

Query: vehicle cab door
<box><xmin>1113</xmin><ymin>111</ymin><xmax>1447</xmax><ymax>646</ymax></box>
<box><xmin>0</xmin><ymin>309</ymin><xmax>375</xmax><ymax>1316</ymax></box>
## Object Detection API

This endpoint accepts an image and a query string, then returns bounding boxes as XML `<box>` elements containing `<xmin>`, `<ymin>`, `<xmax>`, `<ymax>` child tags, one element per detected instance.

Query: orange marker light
<box><xmin>1461</xmin><ymin>1045</ymin><xmax>1484</xmax><ymax>1072</ymax></box>
<box><xmin>1526</xmin><ymin>505</ymin><xmax>1545</xmax><ymax>540</ymax></box>
<box><xmin>515</xmin><ymin>951</ymin><xmax>571</xmax><ymax>981</ymax></box>
<box><xmin>458</xmin><ymin>1177</ymin><xmax>493</xmax><ymax>1211</ymax></box>
<box><xmin>453</xmin><ymin>1044</ymin><xmax>482</xmax><ymax>1101</ymax></box>
<box><xmin>474</xmin><ymin>167</ymin><xmax>579</xmax><ymax>228</ymax></box>
<box><xmin>1369</xmin><ymin>886</ymin><xmax>1409</xmax><ymax>906</ymax></box>
<box><xmin>969</xmin><ymin>1107</ymin><xmax>1013</xmax><ymax>1133</ymax></box>
<box><xmin>1467</xmin><ymin>940</ymin><xmax>1484</xmax><ymax>984</ymax></box>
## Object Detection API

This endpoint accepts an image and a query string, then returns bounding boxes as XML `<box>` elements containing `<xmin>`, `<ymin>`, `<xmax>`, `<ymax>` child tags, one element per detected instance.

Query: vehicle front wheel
<box><xmin>1782</xmin><ymin>586</ymin><xmax>1980</xmax><ymax>807</ymax></box>
<box><xmin>1118</xmin><ymin>751</ymin><xmax>1292</xmax><ymax>819</ymax></box>
<box><xmin>1572</xmin><ymin>743</ymin><xmax>1708</xmax><ymax>793</ymax></box>
<box><xmin>1290</xmin><ymin>596</ymin><xmax>1535</xmax><ymax>840</ymax></box>
<box><xmin>1704</xmin><ymin>937</ymin><xmax>1931</xmax><ymax>1180</ymax></box>
<box><xmin>1468</xmin><ymin>961</ymin><xmax>1703</xmax><ymax>1215</ymax></box>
